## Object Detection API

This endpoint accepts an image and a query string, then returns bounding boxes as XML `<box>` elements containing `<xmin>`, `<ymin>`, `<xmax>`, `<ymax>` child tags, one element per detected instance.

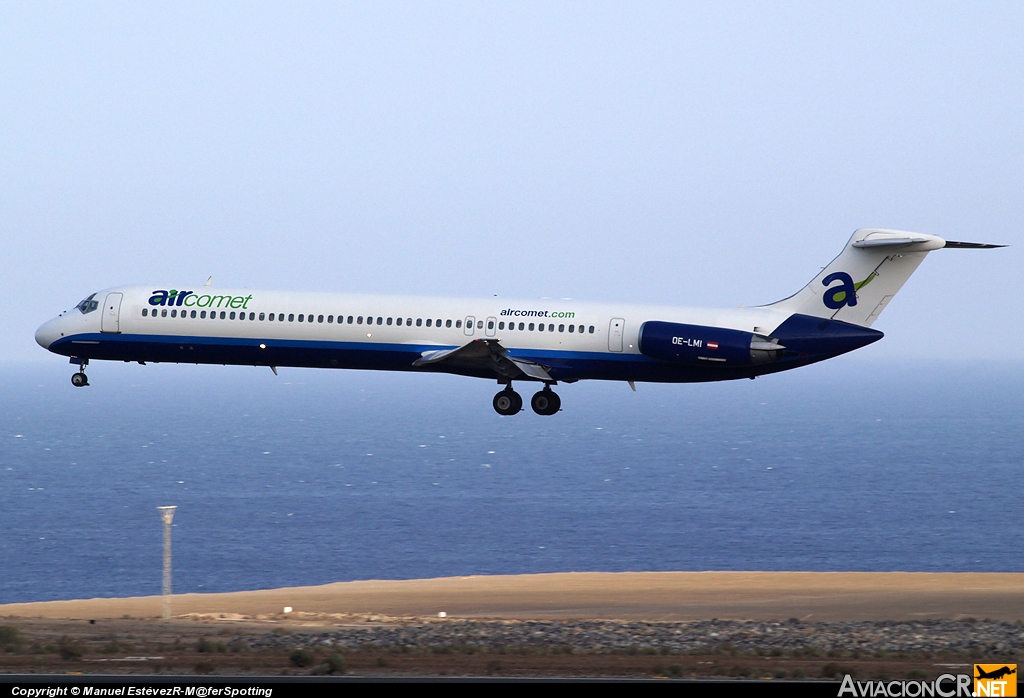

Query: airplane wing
<box><xmin>412</xmin><ymin>338</ymin><xmax>553</xmax><ymax>381</ymax></box>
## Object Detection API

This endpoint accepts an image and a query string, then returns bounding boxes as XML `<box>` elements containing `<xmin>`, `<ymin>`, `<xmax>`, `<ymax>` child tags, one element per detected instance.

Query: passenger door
<box><xmin>485</xmin><ymin>317</ymin><xmax>497</xmax><ymax>337</ymax></box>
<box><xmin>464</xmin><ymin>316</ymin><xmax>475</xmax><ymax>336</ymax></box>
<box><xmin>101</xmin><ymin>293</ymin><xmax>123</xmax><ymax>333</ymax></box>
<box><xmin>608</xmin><ymin>317</ymin><xmax>624</xmax><ymax>352</ymax></box>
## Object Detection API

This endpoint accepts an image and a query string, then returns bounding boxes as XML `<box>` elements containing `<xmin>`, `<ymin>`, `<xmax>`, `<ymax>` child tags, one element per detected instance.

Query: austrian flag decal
<box><xmin>707</xmin><ymin>341</ymin><xmax>719</xmax><ymax>350</ymax></box>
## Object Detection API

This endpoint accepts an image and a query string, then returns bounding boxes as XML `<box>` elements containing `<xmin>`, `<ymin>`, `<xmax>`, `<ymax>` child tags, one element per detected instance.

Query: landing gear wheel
<box><xmin>71</xmin><ymin>372</ymin><xmax>89</xmax><ymax>388</ymax></box>
<box><xmin>531</xmin><ymin>389</ymin><xmax>560</xmax><ymax>416</ymax></box>
<box><xmin>493</xmin><ymin>389</ymin><xmax>522</xmax><ymax>415</ymax></box>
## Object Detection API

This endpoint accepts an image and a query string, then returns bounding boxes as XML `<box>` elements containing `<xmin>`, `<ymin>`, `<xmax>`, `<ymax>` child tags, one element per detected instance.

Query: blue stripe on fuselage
<box><xmin>48</xmin><ymin>332</ymin><xmax>769</xmax><ymax>383</ymax></box>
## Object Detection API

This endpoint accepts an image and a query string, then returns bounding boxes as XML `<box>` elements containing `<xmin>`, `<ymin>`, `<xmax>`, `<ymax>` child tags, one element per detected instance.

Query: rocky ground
<box><xmin>1</xmin><ymin>614</ymin><xmax>1020</xmax><ymax>678</ymax></box>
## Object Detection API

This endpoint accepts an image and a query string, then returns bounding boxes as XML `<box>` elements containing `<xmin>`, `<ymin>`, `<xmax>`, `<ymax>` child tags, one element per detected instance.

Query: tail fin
<box><xmin>767</xmin><ymin>228</ymin><xmax>947</xmax><ymax>327</ymax></box>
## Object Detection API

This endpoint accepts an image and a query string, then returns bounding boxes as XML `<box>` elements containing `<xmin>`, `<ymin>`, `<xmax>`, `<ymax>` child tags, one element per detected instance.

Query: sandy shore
<box><xmin>2</xmin><ymin>571</ymin><xmax>1022</xmax><ymax>622</ymax></box>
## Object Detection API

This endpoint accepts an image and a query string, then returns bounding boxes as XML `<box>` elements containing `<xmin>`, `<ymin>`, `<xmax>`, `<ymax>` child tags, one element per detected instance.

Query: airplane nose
<box><xmin>35</xmin><ymin>318</ymin><xmax>60</xmax><ymax>350</ymax></box>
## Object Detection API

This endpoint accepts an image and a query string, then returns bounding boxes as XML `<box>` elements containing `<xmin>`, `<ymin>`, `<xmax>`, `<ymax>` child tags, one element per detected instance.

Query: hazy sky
<box><xmin>2</xmin><ymin>2</ymin><xmax>1021</xmax><ymax>362</ymax></box>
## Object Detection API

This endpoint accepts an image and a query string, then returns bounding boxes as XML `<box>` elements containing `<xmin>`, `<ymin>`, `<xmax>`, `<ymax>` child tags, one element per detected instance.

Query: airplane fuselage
<box><xmin>35</xmin><ymin>285</ymin><xmax>881</xmax><ymax>384</ymax></box>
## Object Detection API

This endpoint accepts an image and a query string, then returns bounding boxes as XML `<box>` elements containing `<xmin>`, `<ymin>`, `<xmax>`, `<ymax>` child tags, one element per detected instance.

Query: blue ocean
<box><xmin>1</xmin><ymin>358</ymin><xmax>1021</xmax><ymax>604</ymax></box>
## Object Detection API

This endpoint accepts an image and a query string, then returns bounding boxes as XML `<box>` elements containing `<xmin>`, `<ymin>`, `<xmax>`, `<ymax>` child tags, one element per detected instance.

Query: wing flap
<box><xmin>412</xmin><ymin>338</ymin><xmax>552</xmax><ymax>381</ymax></box>
<box><xmin>507</xmin><ymin>357</ymin><xmax>553</xmax><ymax>381</ymax></box>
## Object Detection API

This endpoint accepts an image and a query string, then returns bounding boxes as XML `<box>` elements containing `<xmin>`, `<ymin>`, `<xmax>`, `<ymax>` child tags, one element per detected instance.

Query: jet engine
<box><xmin>638</xmin><ymin>321</ymin><xmax>784</xmax><ymax>366</ymax></box>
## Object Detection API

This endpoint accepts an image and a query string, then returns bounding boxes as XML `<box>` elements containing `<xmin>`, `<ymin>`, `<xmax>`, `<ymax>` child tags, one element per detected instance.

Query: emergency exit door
<box><xmin>608</xmin><ymin>318</ymin><xmax>624</xmax><ymax>352</ymax></box>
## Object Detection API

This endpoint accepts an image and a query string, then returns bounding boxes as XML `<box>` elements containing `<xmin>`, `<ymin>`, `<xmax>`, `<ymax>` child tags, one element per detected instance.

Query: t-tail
<box><xmin>767</xmin><ymin>228</ymin><xmax>1005</xmax><ymax>327</ymax></box>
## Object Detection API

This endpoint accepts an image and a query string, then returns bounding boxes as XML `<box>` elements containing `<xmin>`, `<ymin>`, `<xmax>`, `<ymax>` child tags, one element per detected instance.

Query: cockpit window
<box><xmin>75</xmin><ymin>293</ymin><xmax>99</xmax><ymax>314</ymax></box>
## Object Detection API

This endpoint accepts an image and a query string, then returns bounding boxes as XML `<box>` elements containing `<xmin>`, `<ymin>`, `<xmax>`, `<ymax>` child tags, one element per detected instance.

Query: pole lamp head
<box><xmin>158</xmin><ymin>506</ymin><xmax>177</xmax><ymax>525</ymax></box>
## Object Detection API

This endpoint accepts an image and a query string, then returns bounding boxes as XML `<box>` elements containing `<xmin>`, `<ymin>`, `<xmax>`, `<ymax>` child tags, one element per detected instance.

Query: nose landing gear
<box><xmin>70</xmin><ymin>358</ymin><xmax>89</xmax><ymax>387</ymax></box>
<box><xmin>530</xmin><ymin>386</ymin><xmax>561</xmax><ymax>416</ymax></box>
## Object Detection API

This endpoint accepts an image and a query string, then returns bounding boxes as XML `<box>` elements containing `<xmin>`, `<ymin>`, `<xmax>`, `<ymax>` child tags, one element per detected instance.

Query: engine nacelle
<box><xmin>638</xmin><ymin>321</ymin><xmax>784</xmax><ymax>366</ymax></box>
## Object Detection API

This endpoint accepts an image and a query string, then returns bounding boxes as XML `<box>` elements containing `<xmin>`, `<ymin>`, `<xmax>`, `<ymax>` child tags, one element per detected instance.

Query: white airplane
<box><xmin>35</xmin><ymin>229</ymin><xmax>1002</xmax><ymax>415</ymax></box>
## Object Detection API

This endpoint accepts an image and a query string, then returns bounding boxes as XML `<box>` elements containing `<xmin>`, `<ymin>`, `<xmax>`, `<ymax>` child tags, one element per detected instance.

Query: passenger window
<box><xmin>385</xmin><ymin>317</ymin><xmax>391</xmax><ymax>325</ymax></box>
<box><xmin>357</xmin><ymin>316</ymin><xmax>363</xmax><ymax>324</ymax></box>
<box><xmin>259</xmin><ymin>313</ymin><xmax>265</xmax><ymax>321</ymax></box>
<box><xmin>487</xmin><ymin>320</ymin><xmax>494</xmax><ymax>330</ymax></box>
<box><xmin>318</xmin><ymin>315</ymin><xmax>324</xmax><ymax>323</ymax></box>
<box><xmin>190</xmin><ymin>310</ymin><xmax>196</xmax><ymax>318</ymax></box>
<box><xmin>589</xmin><ymin>325</ymin><xmax>595</xmax><ymax>333</ymax></box>
<box><xmin>426</xmin><ymin>319</ymin><xmax>432</xmax><ymax>327</ymax></box>
<box><xmin>538</xmin><ymin>323</ymin><xmax>544</xmax><ymax>332</ymax></box>
<box><xmin>548</xmin><ymin>324</ymin><xmax>554</xmax><ymax>332</ymax></box>
<box><xmin>558</xmin><ymin>324</ymin><xmax>564</xmax><ymax>332</ymax></box>
<box><xmin>568</xmin><ymin>325</ymin><xmax>574</xmax><ymax>333</ymax></box>
<box><xmin>200</xmin><ymin>311</ymin><xmax>206</xmax><ymax>319</ymax></box>
<box><xmin>327</xmin><ymin>315</ymin><xmax>333</xmax><ymax>323</ymax></box>
<box><xmin>446</xmin><ymin>319</ymin><xmax>452</xmax><ymax>328</ymax></box>
<box><xmin>396</xmin><ymin>317</ymin><xmax>402</xmax><ymax>326</ymax></box>
<box><xmin>476</xmin><ymin>320</ymin><xmax>483</xmax><ymax>329</ymax></box>
<box><xmin>416</xmin><ymin>318</ymin><xmax>422</xmax><ymax>327</ymax></box>
<box><xmin>229</xmin><ymin>312</ymin><xmax>236</xmax><ymax>320</ymax></box>
<box><xmin>288</xmin><ymin>314</ymin><xmax>295</xmax><ymax>322</ymax></box>
<box><xmin>498</xmin><ymin>321</ymin><xmax>505</xmax><ymax>330</ymax></box>
<box><xmin>347</xmin><ymin>316</ymin><xmax>354</xmax><ymax>324</ymax></box>
<box><xmin>529</xmin><ymin>323</ymin><xmax>535</xmax><ymax>331</ymax></box>
<box><xmin>377</xmin><ymin>317</ymin><xmax>383</xmax><ymax>325</ymax></box>
<box><xmin>456</xmin><ymin>320</ymin><xmax>462</xmax><ymax>328</ymax></box>
<box><xmin>161</xmin><ymin>309</ymin><xmax>167</xmax><ymax>317</ymax></box>
<box><xmin>406</xmin><ymin>318</ymin><xmax>412</xmax><ymax>325</ymax></box>
<box><xmin>248</xmin><ymin>312</ymin><xmax>254</xmax><ymax>320</ymax></box>
<box><xmin>518</xmin><ymin>322</ymin><xmax>524</xmax><ymax>330</ymax></box>
<box><xmin>142</xmin><ymin>308</ymin><xmax>148</xmax><ymax>317</ymax></box>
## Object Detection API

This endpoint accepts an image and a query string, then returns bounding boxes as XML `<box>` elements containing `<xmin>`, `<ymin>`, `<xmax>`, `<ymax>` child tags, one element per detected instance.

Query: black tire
<box><xmin>508</xmin><ymin>390</ymin><xmax>523</xmax><ymax>414</ymax></box>
<box><xmin>493</xmin><ymin>390</ymin><xmax>522</xmax><ymax>416</ymax></box>
<box><xmin>531</xmin><ymin>390</ymin><xmax>560</xmax><ymax>415</ymax></box>
<box><xmin>71</xmin><ymin>372</ymin><xmax>89</xmax><ymax>387</ymax></box>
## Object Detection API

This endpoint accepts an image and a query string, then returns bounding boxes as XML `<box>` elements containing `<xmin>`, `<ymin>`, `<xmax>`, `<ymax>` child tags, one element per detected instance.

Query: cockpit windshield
<box><xmin>75</xmin><ymin>293</ymin><xmax>99</xmax><ymax>314</ymax></box>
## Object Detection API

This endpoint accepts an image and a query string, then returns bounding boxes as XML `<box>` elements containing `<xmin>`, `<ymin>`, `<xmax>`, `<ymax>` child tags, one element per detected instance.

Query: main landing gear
<box><xmin>492</xmin><ymin>383</ymin><xmax>560</xmax><ymax>416</ymax></box>
<box><xmin>71</xmin><ymin>359</ymin><xmax>89</xmax><ymax>387</ymax></box>
<box><xmin>493</xmin><ymin>387</ymin><xmax>523</xmax><ymax>415</ymax></box>
<box><xmin>530</xmin><ymin>385</ymin><xmax>560</xmax><ymax>416</ymax></box>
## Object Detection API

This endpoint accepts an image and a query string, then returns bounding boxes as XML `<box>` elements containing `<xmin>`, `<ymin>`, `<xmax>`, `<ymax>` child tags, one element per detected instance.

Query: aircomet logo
<box><xmin>822</xmin><ymin>272</ymin><xmax>877</xmax><ymax>310</ymax></box>
<box><xmin>149</xmin><ymin>290</ymin><xmax>253</xmax><ymax>309</ymax></box>
<box><xmin>500</xmin><ymin>309</ymin><xmax>576</xmax><ymax>319</ymax></box>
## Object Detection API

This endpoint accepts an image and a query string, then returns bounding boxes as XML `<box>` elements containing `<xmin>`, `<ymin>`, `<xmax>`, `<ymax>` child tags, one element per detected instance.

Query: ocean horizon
<box><xmin>1</xmin><ymin>357</ymin><xmax>1021</xmax><ymax>605</ymax></box>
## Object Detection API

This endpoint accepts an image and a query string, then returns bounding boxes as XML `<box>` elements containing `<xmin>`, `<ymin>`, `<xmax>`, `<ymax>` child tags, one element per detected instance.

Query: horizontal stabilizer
<box><xmin>943</xmin><ymin>240</ymin><xmax>1008</xmax><ymax>249</ymax></box>
<box><xmin>852</xmin><ymin>236</ymin><xmax>931</xmax><ymax>248</ymax></box>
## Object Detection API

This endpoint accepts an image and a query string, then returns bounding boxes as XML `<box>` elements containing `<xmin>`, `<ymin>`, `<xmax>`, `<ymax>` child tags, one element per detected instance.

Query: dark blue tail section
<box><xmin>772</xmin><ymin>313</ymin><xmax>884</xmax><ymax>361</ymax></box>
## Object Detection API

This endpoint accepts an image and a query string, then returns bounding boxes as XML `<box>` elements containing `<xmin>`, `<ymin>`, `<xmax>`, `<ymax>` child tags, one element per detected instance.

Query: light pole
<box><xmin>157</xmin><ymin>506</ymin><xmax>177</xmax><ymax>620</ymax></box>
